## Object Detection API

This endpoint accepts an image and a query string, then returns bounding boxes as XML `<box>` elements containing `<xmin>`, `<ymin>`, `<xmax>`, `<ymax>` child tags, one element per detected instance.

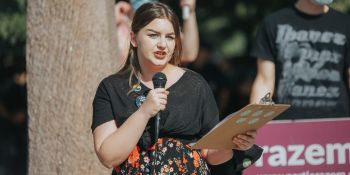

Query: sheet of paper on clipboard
<box><xmin>190</xmin><ymin>93</ymin><xmax>290</xmax><ymax>149</ymax></box>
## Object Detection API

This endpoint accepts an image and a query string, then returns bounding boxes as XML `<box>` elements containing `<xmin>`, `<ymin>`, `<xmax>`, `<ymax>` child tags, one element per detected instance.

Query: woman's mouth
<box><xmin>154</xmin><ymin>51</ymin><xmax>166</xmax><ymax>59</ymax></box>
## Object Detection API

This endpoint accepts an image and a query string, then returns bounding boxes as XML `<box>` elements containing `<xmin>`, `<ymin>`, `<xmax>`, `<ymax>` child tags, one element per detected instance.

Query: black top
<box><xmin>92</xmin><ymin>69</ymin><xmax>219</xmax><ymax>145</ymax></box>
<box><xmin>250</xmin><ymin>6</ymin><xmax>350</xmax><ymax>119</ymax></box>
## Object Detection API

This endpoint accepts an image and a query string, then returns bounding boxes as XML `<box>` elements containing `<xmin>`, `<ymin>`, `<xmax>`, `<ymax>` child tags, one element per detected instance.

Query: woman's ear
<box><xmin>130</xmin><ymin>31</ymin><xmax>137</xmax><ymax>47</ymax></box>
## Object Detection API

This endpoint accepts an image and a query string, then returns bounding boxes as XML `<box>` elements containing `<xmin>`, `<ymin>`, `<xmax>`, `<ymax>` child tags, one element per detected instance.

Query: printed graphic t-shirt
<box><xmin>251</xmin><ymin>6</ymin><xmax>350</xmax><ymax>119</ymax></box>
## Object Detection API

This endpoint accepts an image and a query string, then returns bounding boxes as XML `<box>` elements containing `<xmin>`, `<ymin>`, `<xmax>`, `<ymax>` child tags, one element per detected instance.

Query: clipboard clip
<box><xmin>259</xmin><ymin>92</ymin><xmax>274</xmax><ymax>105</ymax></box>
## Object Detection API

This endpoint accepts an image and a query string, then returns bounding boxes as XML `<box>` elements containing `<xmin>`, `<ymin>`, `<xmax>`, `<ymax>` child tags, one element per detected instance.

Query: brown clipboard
<box><xmin>190</xmin><ymin>93</ymin><xmax>290</xmax><ymax>149</ymax></box>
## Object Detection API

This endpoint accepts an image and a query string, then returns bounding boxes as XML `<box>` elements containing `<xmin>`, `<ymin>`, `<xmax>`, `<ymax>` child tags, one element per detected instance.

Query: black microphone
<box><xmin>152</xmin><ymin>72</ymin><xmax>167</xmax><ymax>144</ymax></box>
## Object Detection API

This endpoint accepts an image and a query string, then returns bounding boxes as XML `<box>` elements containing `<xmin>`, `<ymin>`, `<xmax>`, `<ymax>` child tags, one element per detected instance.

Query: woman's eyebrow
<box><xmin>146</xmin><ymin>29</ymin><xmax>159</xmax><ymax>33</ymax></box>
<box><xmin>146</xmin><ymin>29</ymin><xmax>175</xmax><ymax>35</ymax></box>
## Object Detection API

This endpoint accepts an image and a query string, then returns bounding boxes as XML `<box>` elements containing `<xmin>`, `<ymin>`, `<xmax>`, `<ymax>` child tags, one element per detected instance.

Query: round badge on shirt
<box><xmin>242</xmin><ymin>158</ymin><xmax>252</xmax><ymax>168</ymax></box>
<box><xmin>135</xmin><ymin>95</ymin><xmax>146</xmax><ymax>108</ymax></box>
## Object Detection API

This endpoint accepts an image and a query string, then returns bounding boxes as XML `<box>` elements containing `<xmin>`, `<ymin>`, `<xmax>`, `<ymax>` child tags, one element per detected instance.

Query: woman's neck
<box><xmin>140</xmin><ymin>64</ymin><xmax>173</xmax><ymax>83</ymax></box>
<box><xmin>295</xmin><ymin>0</ymin><xmax>329</xmax><ymax>15</ymax></box>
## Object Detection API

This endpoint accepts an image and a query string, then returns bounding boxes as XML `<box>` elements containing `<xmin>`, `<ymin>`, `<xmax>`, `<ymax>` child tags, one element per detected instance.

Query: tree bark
<box><xmin>27</xmin><ymin>0</ymin><xmax>119</xmax><ymax>174</ymax></box>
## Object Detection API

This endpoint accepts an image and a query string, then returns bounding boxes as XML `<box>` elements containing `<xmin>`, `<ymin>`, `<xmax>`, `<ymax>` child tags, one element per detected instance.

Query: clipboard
<box><xmin>190</xmin><ymin>93</ymin><xmax>290</xmax><ymax>149</ymax></box>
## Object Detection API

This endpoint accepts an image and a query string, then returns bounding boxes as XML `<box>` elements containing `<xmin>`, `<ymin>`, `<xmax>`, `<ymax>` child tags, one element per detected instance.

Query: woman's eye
<box><xmin>166</xmin><ymin>36</ymin><xmax>175</xmax><ymax>40</ymax></box>
<box><xmin>148</xmin><ymin>34</ymin><xmax>157</xmax><ymax>38</ymax></box>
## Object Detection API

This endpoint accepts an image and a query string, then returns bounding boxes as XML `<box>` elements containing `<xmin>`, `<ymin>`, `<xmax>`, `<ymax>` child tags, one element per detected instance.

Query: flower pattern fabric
<box><xmin>114</xmin><ymin>138</ymin><xmax>210</xmax><ymax>175</ymax></box>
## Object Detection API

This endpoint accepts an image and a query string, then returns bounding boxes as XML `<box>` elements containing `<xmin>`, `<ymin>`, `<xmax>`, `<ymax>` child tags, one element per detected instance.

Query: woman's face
<box><xmin>131</xmin><ymin>18</ymin><xmax>176</xmax><ymax>69</ymax></box>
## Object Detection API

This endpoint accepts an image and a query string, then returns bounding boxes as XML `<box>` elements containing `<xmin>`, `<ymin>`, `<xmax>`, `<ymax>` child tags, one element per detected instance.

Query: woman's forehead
<box><xmin>142</xmin><ymin>18</ymin><xmax>175</xmax><ymax>33</ymax></box>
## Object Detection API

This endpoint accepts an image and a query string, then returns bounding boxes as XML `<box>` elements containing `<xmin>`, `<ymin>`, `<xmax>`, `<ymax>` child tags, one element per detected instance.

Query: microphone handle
<box><xmin>154</xmin><ymin>112</ymin><xmax>160</xmax><ymax>143</ymax></box>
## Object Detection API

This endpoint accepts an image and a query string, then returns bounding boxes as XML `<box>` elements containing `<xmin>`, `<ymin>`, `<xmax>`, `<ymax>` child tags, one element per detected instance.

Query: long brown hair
<box><xmin>119</xmin><ymin>2</ymin><xmax>182</xmax><ymax>89</ymax></box>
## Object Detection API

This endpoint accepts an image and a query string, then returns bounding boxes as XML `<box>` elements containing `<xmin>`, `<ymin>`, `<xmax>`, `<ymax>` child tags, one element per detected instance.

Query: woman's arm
<box><xmin>93</xmin><ymin>110</ymin><xmax>150</xmax><ymax>168</ymax></box>
<box><xmin>180</xmin><ymin>0</ymin><xmax>199</xmax><ymax>63</ymax></box>
<box><xmin>93</xmin><ymin>88</ymin><xmax>168</xmax><ymax>168</ymax></box>
<box><xmin>204</xmin><ymin>149</ymin><xmax>234</xmax><ymax>165</ymax></box>
<box><xmin>114</xmin><ymin>1</ymin><xmax>132</xmax><ymax>65</ymax></box>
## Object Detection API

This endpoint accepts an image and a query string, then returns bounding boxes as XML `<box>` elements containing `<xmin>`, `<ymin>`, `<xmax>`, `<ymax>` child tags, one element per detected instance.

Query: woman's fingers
<box><xmin>233</xmin><ymin>137</ymin><xmax>250</xmax><ymax>146</ymax></box>
<box><xmin>144</xmin><ymin>89</ymin><xmax>169</xmax><ymax>115</ymax></box>
<box><xmin>232</xmin><ymin>131</ymin><xmax>257</xmax><ymax>150</ymax></box>
<box><xmin>159</xmin><ymin>99</ymin><xmax>167</xmax><ymax>110</ymax></box>
<box><xmin>246</xmin><ymin>130</ymin><xmax>257</xmax><ymax>138</ymax></box>
<box><xmin>238</xmin><ymin>134</ymin><xmax>254</xmax><ymax>143</ymax></box>
<box><xmin>233</xmin><ymin>139</ymin><xmax>251</xmax><ymax>150</ymax></box>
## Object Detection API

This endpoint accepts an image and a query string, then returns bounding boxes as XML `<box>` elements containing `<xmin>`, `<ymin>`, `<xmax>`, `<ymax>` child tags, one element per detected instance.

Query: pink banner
<box><xmin>244</xmin><ymin>118</ymin><xmax>350</xmax><ymax>175</ymax></box>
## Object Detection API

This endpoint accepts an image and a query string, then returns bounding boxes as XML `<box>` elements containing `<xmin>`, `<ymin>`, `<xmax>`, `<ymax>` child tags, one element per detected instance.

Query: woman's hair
<box><xmin>119</xmin><ymin>2</ymin><xmax>182</xmax><ymax>88</ymax></box>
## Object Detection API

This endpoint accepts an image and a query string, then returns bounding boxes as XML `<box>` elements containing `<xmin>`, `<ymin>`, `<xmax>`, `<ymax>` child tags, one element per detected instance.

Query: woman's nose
<box><xmin>157</xmin><ymin>37</ymin><xmax>166</xmax><ymax>49</ymax></box>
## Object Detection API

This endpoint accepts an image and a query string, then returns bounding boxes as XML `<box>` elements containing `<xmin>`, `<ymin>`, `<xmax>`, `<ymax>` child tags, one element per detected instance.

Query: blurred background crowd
<box><xmin>0</xmin><ymin>0</ymin><xmax>349</xmax><ymax>174</ymax></box>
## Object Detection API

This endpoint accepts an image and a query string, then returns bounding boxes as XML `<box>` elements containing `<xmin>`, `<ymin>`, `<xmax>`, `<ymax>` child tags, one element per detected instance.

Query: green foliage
<box><xmin>331</xmin><ymin>0</ymin><xmax>350</xmax><ymax>13</ymax></box>
<box><xmin>0</xmin><ymin>0</ymin><xmax>26</xmax><ymax>75</ymax></box>
<box><xmin>0</xmin><ymin>13</ymin><xmax>26</xmax><ymax>44</ymax></box>
<box><xmin>0</xmin><ymin>0</ymin><xmax>26</xmax><ymax>42</ymax></box>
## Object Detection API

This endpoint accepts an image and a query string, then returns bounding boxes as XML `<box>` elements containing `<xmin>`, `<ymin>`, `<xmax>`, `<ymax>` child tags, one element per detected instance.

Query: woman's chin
<box><xmin>151</xmin><ymin>60</ymin><xmax>167</xmax><ymax>67</ymax></box>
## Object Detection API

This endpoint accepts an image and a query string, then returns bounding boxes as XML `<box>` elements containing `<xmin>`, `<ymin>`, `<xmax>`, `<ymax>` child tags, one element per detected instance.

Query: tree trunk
<box><xmin>27</xmin><ymin>0</ymin><xmax>119</xmax><ymax>174</ymax></box>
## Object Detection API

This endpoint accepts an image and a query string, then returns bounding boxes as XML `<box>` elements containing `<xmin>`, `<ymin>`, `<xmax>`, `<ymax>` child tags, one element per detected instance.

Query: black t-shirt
<box><xmin>251</xmin><ymin>6</ymin><xmax>350</xmax><ymax>119</ymax></box>
<box><xmin>92</xmin><ymin>69</ymin><xmax>219</xmax><ymax>144</ymax></box>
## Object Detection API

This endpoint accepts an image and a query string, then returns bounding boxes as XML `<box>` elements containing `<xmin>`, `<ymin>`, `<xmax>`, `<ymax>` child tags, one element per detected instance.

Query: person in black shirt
<box><xmin>92</xmin><ymin>2</ymin><xmax>258</xmax><ymax>174</ymax></box>
<box><xmin>250</xmin><ymin>0</ymin><xmax>350</xmax><ymax>119</ymax></box>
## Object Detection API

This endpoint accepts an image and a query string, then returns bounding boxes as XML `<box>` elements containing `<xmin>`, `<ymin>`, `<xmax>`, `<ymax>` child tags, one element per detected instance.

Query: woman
<box><xmin>92</xmin><ymin>2</ymin><xmax>256</xmax><ymax>174</ymax></box>
<box><xmin>114</xmin><ymin>0</ymin><xmax>200</xmax><ymax>67</ymax></box>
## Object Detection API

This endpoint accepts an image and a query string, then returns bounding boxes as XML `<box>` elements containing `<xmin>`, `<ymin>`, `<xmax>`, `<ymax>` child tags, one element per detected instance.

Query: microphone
<box><xmin>182</xmin><ymin>5</ymin><xmax>190</xmax><ymax>20</ymax></box>
<box><xmin>152</xmin><ymin>72</ymin><xmax>167</xmax><ymax>143</ymax></box>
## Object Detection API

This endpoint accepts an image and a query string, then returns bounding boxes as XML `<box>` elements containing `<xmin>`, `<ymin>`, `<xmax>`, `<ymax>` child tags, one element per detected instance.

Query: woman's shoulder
<box><xmin>183</xmin><ymin>68</ymin><xmax>208</xmax><ymax>84</ymax></box>
<box><xmin>99</xmin><ymin>72</ymin><xmax>129</xmax><ymax>89</ymax></box>
<box><xmin>180</xmin><ymin>68</ymin><xmax>212</xmax><ymax>93</ymax></box>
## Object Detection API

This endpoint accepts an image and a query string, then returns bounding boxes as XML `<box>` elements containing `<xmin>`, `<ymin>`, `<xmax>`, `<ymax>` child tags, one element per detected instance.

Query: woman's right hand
<box><xmin>139</xmin><ymin>88</ymin><xmax>169</xmax><ymax>119</ymax></box>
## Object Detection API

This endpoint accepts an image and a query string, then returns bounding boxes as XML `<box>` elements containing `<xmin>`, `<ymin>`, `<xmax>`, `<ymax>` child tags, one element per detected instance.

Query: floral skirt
<box><xmin>114</xmin><ymin>138</ymin><xmax>210</xmax><ymax>175</ymax></box>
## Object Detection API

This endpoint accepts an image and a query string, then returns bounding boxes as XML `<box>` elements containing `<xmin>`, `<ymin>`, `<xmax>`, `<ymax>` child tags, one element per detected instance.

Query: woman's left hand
<box><xmin>232</xmin><ymin>130</ymin><xmax>257</xmax><ymax>151</ymax></box>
